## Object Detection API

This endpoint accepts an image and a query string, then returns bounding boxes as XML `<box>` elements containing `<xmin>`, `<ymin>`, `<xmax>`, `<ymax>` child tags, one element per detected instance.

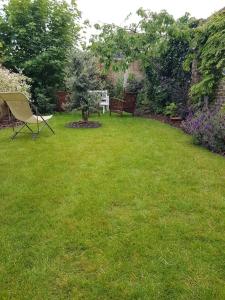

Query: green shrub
<box><xmin>164</xmin><ymin>102</ymin><xmax>178</xmax><ymax>117</ymax></box>
<box><xmin>125</xmin><ymin>73</ymin><xmax>143</xmax><ymax>94</ymax></box>
<box><xmin>182</xmin><ymin>101</ymin><xmax>225</xmax><ymax>154</ymax></box>
<box><xmin>112</xmin><ymin>76</ymin><xmax>124</xmax><ymax>98</ymax></box>
<box><xmin>0</xmin><ymin>65</ymin><xmax>31</xmax><ymax>96</ymax></box>
<box><xmin>34</xmin><ymin>87</ymin><xmax>55</xmax><ymax>114</ymax></box>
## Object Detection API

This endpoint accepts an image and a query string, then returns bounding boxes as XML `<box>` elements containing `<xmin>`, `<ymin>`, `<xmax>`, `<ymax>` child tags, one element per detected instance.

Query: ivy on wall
<box><xmin>186</xmin><ymin>8</ymin><xmax>225</xmax><ymax>104</ymax></box>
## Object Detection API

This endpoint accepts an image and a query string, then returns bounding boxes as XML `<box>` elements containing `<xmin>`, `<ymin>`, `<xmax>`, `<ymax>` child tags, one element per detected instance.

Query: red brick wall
<box><xmin>191</xmin><ymin>59</ymin><xmax>201</xmax><ymax>85</ymax></box>
<box><xmin>215</xmin><ymin>78</ymin><xmax>225</xmax><ymax>104</ymax></box>
<box><xmin>107</xmin><ymin>60</ymin><xmax>145</xmax><ymax>87</ymax></box>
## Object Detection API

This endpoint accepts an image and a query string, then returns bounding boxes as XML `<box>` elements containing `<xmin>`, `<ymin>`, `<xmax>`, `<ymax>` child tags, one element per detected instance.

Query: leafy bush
<box><xmin>182</xmin><ymin>102</ymin><xmax>225</xmax><ymax>154</ymax></box>
<box><xmin>164</xmin><ymin>102</ymin><xmax>178</xmax><ymax>117</ymax></box>
<box><xmin>0</xmin><ymin>65</ymin><xmax>31</xmax><ymax>96</ymax></box>
<box><xmin>33</xmin><ymin>87</ymin><xmax>55</xmax><ymax>114</ymax></box>
<box><xmin>112</xmin><ymin>76</ymin><xmax>124</xmax><ymax>98</ymax></box>
<box><xmin>144</xmin><ymin>14</ymin><xmax>197</xmax><ymax>115</ymax></box>
<box><xmin>125</xmin><ymin>73</ymin><xmax>143</xmax><ymax>94</ymax></box>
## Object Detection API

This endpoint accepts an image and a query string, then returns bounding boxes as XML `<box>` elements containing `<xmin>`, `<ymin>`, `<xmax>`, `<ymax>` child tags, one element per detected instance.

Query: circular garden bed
<box><xmin>66</xmin><ymin>121</ymin><xmax>102</xmax><ymax>129</ymax></box>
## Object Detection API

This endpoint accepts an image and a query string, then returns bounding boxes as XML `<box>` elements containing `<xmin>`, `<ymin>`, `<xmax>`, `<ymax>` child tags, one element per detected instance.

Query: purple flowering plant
<box><xmin>182</xmin><ymin>101</ymin><xmax>225</xmax><ymax>154</ymax></box>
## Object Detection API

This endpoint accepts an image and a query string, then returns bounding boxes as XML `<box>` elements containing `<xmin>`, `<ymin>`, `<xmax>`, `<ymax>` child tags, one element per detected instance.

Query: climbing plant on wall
<box><xmin>184</xmin><ymin>8</ymin><xmax>225</xmax><ymax>104</ymax></box>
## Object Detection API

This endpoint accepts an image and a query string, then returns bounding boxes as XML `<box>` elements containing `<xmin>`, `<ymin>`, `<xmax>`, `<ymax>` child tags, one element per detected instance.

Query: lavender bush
<box><xmin>182</xmin><ymin>101</ymin><xmax>225</xmax><ymax>154</ymax></box>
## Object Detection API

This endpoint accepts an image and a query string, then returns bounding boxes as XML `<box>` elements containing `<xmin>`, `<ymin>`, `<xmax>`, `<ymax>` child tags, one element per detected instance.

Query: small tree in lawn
<box><xmin>67</xmin><ymin>50</ymin><xmax>102</xmax><ymax>122</ymax></box>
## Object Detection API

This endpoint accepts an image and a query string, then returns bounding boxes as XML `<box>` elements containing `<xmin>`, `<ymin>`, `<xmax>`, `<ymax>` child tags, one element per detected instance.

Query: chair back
<box><xmin>0</xmin><ymin>92</ymin><xmax>33</xmax><ymax>122</ymax></box>
<box><xmin>123</xmin><ymin>92</ymin><xmax>137</xmax><ymax>113</ymax></box>
<box><xmin>89</xmin><ymin>90</ymin><xmax>109</xmax><ymax>106</ymax></box>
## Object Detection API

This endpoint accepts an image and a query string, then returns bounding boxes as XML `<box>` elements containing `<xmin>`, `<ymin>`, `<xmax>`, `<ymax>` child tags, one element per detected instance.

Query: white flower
<box><xmin>0</xmin><ymin>65</ymin><xmax>32</xmax><ymax>119</ymax></box>
<box><xmin>0</xmin><ymin>65</ymin><xmax>31</xmax><ymax>97</ymax></box>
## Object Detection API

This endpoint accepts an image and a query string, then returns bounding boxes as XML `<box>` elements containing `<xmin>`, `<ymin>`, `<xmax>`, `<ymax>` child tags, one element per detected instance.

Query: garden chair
<box><xmin>88</xmin><ymin>90</ymin><xmax>109</xmax><ymax>114</ymax></box>
<box><xmin>0</xmin><ymin>92</ymin><xmax>55</xmax><ymax>139</ymax></box>
<box><xmin>109</xmin><ymin>92</ymin><xmax>137</xmax><ymax>116</ymax></box>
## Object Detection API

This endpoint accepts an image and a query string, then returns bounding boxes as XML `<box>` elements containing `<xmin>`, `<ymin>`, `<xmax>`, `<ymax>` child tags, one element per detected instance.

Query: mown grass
<box><xmin>0</xmin><ymin>113</ymin><xmax>225</xmax><ymax>299</ymax></box>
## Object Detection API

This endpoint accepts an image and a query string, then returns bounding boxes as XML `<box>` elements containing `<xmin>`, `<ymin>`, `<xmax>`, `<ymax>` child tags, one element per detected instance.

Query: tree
<box><xmin>0</xmin><ymin>0</ymin><xmax>80</xmax><ymax>112</ymax></box>
<box><xmin>66</xmin><ymin>50</ymin><xmax>104</xmax><ymax>122</ymax></box>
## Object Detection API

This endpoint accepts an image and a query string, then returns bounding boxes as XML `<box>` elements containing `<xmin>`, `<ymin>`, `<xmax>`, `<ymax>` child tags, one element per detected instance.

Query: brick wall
<box><xmin>124</xmin><ymin>61</ymin><xmax>145</xmax><ymax>86</ymax></box>
<box><xmin>107</xmin><ymin>60</ymin><xmax>145</xmax><ymax>87</ymax></box>
<box><xmin>215</xmin><ymin>78</ymin><xmax>225</xmax><ymax>104</ymax></box>
<box><xmin>107</xmin><ymin>69</ymin><xmax>124</xmax><ymax>86</ymax></box>
<box><xmin>191</xmin><ymin>59</ymin><xmax>201</xmax><ymax>85</ymax></box>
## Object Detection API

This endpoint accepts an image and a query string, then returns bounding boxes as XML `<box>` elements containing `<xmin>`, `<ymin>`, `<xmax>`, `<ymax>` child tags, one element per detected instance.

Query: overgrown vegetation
<box><xmin>90</xmin><ymin>8</ymin><xmax>225</xmax><ymax>153</ymax></box>
<box><xmin>182</xmin><ymin>99</ymin><xmax>225</xmax><ymax>154</ymax></box>
<box><xmin>0</xmin><ymin>65</ymin><xmax>31</xmax><ymax>96</ymax></box>
<box><xmin>181</xmin><ymin>8</ymin><xmax>225</xmax><ymax>154</ymax></box>
<box><xmin>185</xmin><ymin>8</ymin><xmax>225</xmax><ymax>104</ymax></box>
<box><xmin>90</xmin><ymin>10</ymin><xmax>198</xmax><ymax>115</ymax></box>
<box><xmin>125</xmin><ymin>73</ymin><xmax>143</xmax><ymax>94</ymax></box>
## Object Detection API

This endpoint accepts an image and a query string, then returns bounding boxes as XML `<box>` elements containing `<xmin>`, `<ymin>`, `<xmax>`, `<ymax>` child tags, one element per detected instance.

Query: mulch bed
<box><xmin>0</xmin><ymin>117</ymin><xmax>22</xmax><ymax>130</ymax></box>
<box><xmin>66</xmin><ymin>121</ymin><xmax>102</xmax><ymax>129</ymax></box>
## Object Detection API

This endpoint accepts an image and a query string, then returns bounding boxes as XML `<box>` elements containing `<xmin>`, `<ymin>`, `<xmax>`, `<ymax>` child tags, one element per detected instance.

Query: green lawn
<box><xmin>0</xmin><ymin>113</ymin><xmax>225</xmax><ymax>299</ymax></box>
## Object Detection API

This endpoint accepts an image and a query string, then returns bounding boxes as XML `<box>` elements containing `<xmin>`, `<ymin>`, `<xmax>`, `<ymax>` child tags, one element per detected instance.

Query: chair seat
<box><xmin>26</xmin><ymin>115</ymin><xmax>53</xmax><ymax>124</ymax></box>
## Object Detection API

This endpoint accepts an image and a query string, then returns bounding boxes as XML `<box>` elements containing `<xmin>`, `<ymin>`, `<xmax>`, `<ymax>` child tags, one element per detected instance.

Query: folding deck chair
<box><xmin>0</xmin><ymin>92</ymin><xmax>55</xmax><ymax>139</ymax></box>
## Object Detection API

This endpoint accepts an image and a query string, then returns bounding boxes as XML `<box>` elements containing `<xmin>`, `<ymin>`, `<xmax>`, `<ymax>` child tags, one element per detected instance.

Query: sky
<box><xmin>76</xmin><ymin>0</ymin><xmax>225</xmax><ymax>26</ymax></box>
<box><xmin>0</xmin><ymin>0</ymin><xmax>224</xmax><ymax>23</ymax></box>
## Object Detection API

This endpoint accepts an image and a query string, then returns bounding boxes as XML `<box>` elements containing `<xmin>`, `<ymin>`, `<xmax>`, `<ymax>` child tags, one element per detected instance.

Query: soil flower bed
<box><xmin>66</xmin><ymin>120</ymin><xmax>102</xmax><ymax>128</ymax></box>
